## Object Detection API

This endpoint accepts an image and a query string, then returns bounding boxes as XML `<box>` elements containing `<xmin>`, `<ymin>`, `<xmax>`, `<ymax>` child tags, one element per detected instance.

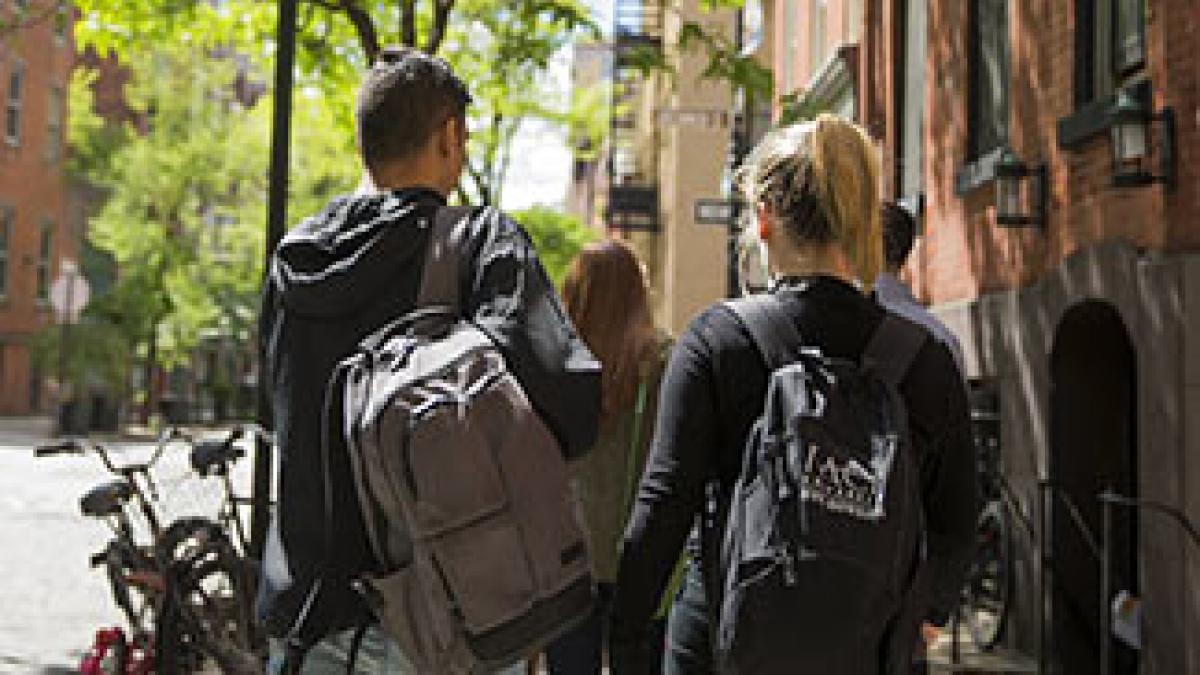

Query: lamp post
<box><xmin>252</xmin><ymin>0</ymin><xmax>296</xmax><ymax>563</ymax></box>
<box><xmin>1109</xmin><ymin>89</ymin><xmax>1175</xmax><ymax>189</ymax></box>
<box><xmin>994</xmin><ymin>147</ymin><xmax>1047</xmax><ymax>229</ymax></box>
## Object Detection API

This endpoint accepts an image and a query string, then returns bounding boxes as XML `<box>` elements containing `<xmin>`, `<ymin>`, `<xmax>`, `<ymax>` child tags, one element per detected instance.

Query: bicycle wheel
<box><xmin>960</xmin><ymin>500</ymin><xmax>1013</xmax><ymax>651</ymax></box>
<box><xmin>155</xmin><ymin>518</ymin><xmax>260</xmax><ymax>674</ymax></box>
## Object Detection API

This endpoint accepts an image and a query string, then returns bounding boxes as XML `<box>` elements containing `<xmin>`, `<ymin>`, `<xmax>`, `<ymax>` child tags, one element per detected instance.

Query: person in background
<box><xmin>875</xmin><ymin>202</ymin><xmax>966</xmax><ymax>375</ymax></box>
<box><xmin>545</xmin><ymin>240</ymin><xmax>672</xmax><ymax>675</ymax></box>
<box><xmin>607</xmin><ymin>115</ymin><xmax>977</xmax><ymax>674</ymax></box>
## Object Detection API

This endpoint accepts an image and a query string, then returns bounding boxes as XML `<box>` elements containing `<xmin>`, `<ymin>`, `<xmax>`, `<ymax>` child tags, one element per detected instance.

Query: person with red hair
<box><xmin>548</xmin><ymin>239</ymin><xmax>671</xmax><ymax>674</ymax></box>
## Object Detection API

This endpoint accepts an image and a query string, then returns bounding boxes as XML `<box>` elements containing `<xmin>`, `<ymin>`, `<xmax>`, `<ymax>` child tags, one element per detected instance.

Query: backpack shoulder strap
<box><xmin>417</xmin><ymin>205</ymin><xmax>476</xmax><ymax>312</ymax></box>
<box><xmin>723</xmin><ymin>294</ymin><xmax>805</xmax><ymax>371</ymax></box>
<box><xmin>861</xmin><ymin>313</ymin><xmax>928</xmax><ymax>388</ymax></box>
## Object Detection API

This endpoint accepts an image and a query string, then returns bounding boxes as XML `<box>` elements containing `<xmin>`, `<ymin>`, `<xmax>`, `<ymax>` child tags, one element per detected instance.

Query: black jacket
<box><xmin>609</xmin><ymin>277</ymin><xmax>977</xmax><ymax>672</ymax></box>
<box><xmin>257</xmin><ymin>188</ymin><xmax>601</xmax><ymax>639</ymax></box>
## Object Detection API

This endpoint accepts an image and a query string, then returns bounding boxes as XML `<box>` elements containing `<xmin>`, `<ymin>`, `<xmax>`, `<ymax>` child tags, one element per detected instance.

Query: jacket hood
<box><xmin>270</xmin><ymin>188</ymin><xmax>444</xmax><ymax>318</ymax></box>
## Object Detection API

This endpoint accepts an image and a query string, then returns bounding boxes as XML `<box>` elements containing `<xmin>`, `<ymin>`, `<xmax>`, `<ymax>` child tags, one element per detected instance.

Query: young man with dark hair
<box><xmin>258</xmin><ymin>48</ymin><xmax>601</xmax><ymax>673</ymax></box>
<box><xmin>876</xmin><ymin>202</ymin><xmax>965</xmax><ymax>374</ymax></box>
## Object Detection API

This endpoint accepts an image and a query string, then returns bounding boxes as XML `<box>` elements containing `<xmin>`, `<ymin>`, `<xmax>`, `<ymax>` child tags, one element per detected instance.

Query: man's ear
<box><xmin>435</xmin><ymin>116</ymin><xmax>460</xmax><ymax>158</ymax></box>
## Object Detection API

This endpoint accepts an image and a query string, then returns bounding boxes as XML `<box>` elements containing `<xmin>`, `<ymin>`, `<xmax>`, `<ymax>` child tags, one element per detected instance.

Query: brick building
<box><xmin>0</xmin><ymin>4</ymin><xmax>76</xmax><ymax>415</ymax></box>
<box><xmin>771</xmin><ymin>0</ymin><xmax>1198</xmax><ymax>671</ymax></box>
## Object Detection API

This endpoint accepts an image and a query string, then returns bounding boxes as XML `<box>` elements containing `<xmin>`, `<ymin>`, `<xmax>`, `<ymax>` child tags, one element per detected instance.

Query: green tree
<box><xmin>68</xmin><ymin>46</ymin><xmax>358</xmax><ymax>416</ymax></box>
<box><xmin>512</xmin><ymin>206</ymin><xmax>596</xmax><ymax>287</ymax></box>
<box><xmin>74</xmin><ymin>0</ymin><xmax>603</xmax><ymax>204</ymax></box>
<box><xmin>65</xmin><ymin>1</ymin><xmax>610</xmax><ymax>411</ymax></box>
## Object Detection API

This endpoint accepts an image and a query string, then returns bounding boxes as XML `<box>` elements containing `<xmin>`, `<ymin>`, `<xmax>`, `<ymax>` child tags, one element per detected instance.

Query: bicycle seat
<box><xmin>190</xmin><ymin>438</ymin><xmax>244</xmax><ymax>476</ymax></box>
<box><xmin>81</xmin><ymin>480</ymin><xmax>135</xmax><ymax>518</ymax></box>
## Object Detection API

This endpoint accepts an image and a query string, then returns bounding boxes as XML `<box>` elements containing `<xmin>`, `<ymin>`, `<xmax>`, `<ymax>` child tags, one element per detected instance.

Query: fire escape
<box><xmin>606</xmin><ymin>0</ymin><xmax>662</xmax><ymax>231</ymax></box>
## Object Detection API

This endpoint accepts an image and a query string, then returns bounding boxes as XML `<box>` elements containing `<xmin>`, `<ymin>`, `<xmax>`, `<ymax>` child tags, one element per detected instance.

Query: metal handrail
<box><xmin>954</xmin><ymin>478</ymin><xmax>1199</xmax><ymax>674</ymax></box>
<box><xmin>1097</xmin><ymin>489</ymin><xmax>1200</xmax><ymax>675</ymax></box>
<box><xmin>1036</xmin><ymin>479</ymin><xmax>1106</xmax><ymax>675</ymax></box>
<box><xmin>1049</xmin><ymin>486</ymin><xmax>1103</xmax><ymax>563</ymax></box>
<box><xmin>995</xmin><ymin>473</ymin><xmax>1037</xmax><ymax>542</ymax></box>
<box><xmin>1098</xmin><ymin>491</ymin><xmax>1200</xmax><ymax>549</ymax></box>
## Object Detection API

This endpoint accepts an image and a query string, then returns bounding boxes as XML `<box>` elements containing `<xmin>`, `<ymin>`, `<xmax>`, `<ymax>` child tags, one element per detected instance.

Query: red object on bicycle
<box><xmin>78</xmin><ymin>627</ymin><xmax>125</xmax><ymax>675</ymax></box>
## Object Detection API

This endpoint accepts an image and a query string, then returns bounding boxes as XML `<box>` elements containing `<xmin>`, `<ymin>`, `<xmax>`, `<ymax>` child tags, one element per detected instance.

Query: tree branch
<box><xmin>425</xmin><ymin>0</ymin><xmax>456</xmax><ymax>54</ymax></box>
<box><xmin>400</xmin><ymin>0</ymin><xmax>415</xmax><ymax>47</ymax></box>
<box><xmin>335</xmin><ymin>0</ymin><xmax>380</xmax><ymax>63</ymax></box>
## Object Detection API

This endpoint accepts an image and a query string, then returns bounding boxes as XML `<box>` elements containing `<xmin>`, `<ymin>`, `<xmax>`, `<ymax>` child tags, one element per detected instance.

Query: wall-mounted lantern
<box><xmin>1110</xmin><ymin>90</ymin><xmax>1175</xmax><ymax>189</ymax></box>
<box><xmin>994</xmin><ymin>147</ymin><xmax>1047</xmax><ymax>228</ymax></box>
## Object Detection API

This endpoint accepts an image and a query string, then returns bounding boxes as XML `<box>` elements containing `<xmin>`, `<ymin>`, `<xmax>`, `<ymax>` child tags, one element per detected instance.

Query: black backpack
<box><xmin>715</xmin><ymin>294</ymin><xmax>928</xmax><ymax>675</ymax></box>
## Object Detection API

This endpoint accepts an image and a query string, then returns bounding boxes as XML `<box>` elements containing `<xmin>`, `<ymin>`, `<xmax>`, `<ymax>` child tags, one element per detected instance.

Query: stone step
<box><xmin>925</xmin><ymin>631</ymin><xmax>1039</xmax><ymax>674</ymax></box>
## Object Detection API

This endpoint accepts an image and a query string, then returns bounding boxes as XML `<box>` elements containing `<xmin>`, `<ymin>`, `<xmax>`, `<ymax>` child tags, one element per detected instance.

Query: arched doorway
<box><xmin>1050</xmin><ymin>301</ymin><xmax>1138</xmax><ymax>674</ymax></box>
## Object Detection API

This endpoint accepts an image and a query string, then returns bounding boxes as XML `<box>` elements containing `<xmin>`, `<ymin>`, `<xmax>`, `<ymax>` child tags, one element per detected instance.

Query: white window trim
<box><xmin>46</xmin><ymin>85</ymin><xmax>62</xmax><ymax>162</ymax></box>
<box><xmin>36</xmin><ymin>219</ymin><xmax>52</xmax><ymax>302</ymax></box>
<box><xmin>6</xmin><ymin>62</ymin><xmax>24</xmax><ymax>147</ymax></box>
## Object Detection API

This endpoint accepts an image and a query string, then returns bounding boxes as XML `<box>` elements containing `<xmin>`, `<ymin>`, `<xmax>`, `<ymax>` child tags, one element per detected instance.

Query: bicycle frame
<box><xmin>36</xmin><ymin>428</ymin><xmax>192</xmax><ymax>638</ymax></box>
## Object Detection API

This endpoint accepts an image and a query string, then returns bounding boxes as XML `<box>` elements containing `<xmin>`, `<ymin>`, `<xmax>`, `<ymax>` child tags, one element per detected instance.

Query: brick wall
<box><xmin>0</xmin><ymin>9</ymin><xmax>76</xmax><ymax>415</ymax></box>
<box><xmin>903</xmin><ymin>0</ymin><xmax>1199</xmax><ymax>306</ymax></box>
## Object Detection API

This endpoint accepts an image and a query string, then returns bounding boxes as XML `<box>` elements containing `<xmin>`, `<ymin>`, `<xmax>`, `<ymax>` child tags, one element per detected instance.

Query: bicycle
<box><xmin>153</xmin><ymin>424</ymin><xmax>273</xmax><ymax>674</ymax></box>
<box><xmin>954</xmin><ymin>404</ymin><xmax>1015</xmax><ymax>652</ymax></box>
<box><xmin>35</xmin><ymin>427</ymin><xmax>193</xmax><ymax>673</ymax></box>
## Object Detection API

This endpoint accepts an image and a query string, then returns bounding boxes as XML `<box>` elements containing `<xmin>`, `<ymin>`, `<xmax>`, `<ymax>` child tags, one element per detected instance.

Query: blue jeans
<box><xmin>267</xmin><ymin>627</ymin><xmax>526</xmax><ymax>674</ymax></box>
<box><xmin>663</xmin><ymin>564</ymin><xmax>713</xmax><ymax>675</ymax></box>
<box><xmin>545</xmin><ymin>584</ymin><xmax>611</xmax><ymax>675</ymax></box>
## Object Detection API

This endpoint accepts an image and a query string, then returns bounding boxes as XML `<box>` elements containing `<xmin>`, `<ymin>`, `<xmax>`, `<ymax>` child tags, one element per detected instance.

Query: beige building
<box><xmin>570</xmin><ymin>0</ymin><xmax>751</xmax><ymax>335</ymax></box>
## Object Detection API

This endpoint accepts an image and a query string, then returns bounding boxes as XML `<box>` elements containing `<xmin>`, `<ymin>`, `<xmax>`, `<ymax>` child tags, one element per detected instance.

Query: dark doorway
<box><xmin>1050</xmin><ymin>301</ymin><xmax>1138</xmax><ymax>674</ymax></box>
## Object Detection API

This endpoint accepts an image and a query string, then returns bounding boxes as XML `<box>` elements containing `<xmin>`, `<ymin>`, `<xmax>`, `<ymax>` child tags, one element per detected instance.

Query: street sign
<box><xmin>49</xmin><ymin>260</ymin><xmax>90</xmax><ymax>323</ymax></box>
<box><xmin>694</xmin><ymin>198</ymin><xmax>737</xmax><ymax>225</ymax></box>
<box><xmin>654</xmin><ymin>107</ymin><xmax>730</xmax><ymax>129</ymax></box>
<box><xmin>608</xmin><ymin>185</ymin><xmax>659</xmax><ymax>231</ymax></box>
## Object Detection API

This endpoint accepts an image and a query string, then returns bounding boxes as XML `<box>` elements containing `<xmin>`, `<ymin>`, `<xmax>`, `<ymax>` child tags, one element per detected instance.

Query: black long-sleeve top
<box><xmin>609</xmin><ymin>277</ymin><xmax>977</xmax><ymax>670</ymax></box>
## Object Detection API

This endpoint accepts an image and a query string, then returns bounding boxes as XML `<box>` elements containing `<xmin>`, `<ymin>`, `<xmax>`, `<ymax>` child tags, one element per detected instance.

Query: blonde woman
<box><xmin>608</xmin><ymin>116</ymin><xmax>976</xmax><ymax>674</ymax></box>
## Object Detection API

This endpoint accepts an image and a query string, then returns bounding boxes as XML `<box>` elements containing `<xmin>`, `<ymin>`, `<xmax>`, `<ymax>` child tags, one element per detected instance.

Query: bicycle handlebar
<box><xmin>146</xmin><ymin>427</ymin><xmax>192</xmax><ymax>466</ymax></box>
<box><xmin>34</xmin><ymin>439</ymin><xmax>86</xmax><ymax>457</ymax></box>
<box><xmin>35</xmin><ymin>427</ymin><xmax>192</xmax><ymax>477</ymax></box>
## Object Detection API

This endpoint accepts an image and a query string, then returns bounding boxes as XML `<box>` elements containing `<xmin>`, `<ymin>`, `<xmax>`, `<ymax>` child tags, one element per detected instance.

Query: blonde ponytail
<box><xmin>737</xmin><ymin>114</ymin><xmax>882</xmax><ymax>287</ymax></box>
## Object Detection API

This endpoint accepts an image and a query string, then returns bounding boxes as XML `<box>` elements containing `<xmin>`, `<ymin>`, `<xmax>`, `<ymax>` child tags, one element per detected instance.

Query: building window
<box><xmin>968</xmin><ymin>0</ymin><xmax>1009</xmax><ymax>159</ymax></box>
<box><xmin>1075</xmin><ymin>0</ymin><xmax>1146</xmax><ymax>106</ymax></box>
<box><xmin>1115</xmin><ymin>0</ymin><xmax>1145</xmax><ymax>72</ymax></box>
<box><xmin>779</xmin><ymin>0</ymin><xmax>796</xmax><ymax>96</ymax></box>
<box><xmin>36</xmin><ymin>221</ymin><xmax>51</xmax><ymax>302</ymax></box>
<box><xmin>897</xmin><ymin>0</ymin><xmax>927</xmax><ymax>199</ymax></box>
<box><xmin>6</xmin><ymin>65</ymin><xmax>23</xmax><ymax>146</ymax></box>
<box><xmin>53</xmin><ymin>4</ymin><xmax>68</xmax><ymax>42</ymax></box>
<box><xmin>810</xmin><ymin>0</ymin><xmax>828</xmax><ymax>73</ymax></box>
<box><xmin>845</xmin><ymin>0</ymin><xmax>863</xmax><ymax>42</ymax></box>
<box><xmin>0</xmin><ymin>207</ymin><xmax>10</xmax><ymax>299</ymax></box>
<box><xmin>46</xmin><ymin>86</ymin><xmax>62</xmax><ymax>162</ymax></box>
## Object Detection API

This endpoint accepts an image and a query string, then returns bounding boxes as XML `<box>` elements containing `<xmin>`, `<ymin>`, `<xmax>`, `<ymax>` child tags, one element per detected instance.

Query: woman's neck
<box><xmin>768</xmin><ymin>245</ymin><xmax>857</xmax><ymax>285</ymax></box>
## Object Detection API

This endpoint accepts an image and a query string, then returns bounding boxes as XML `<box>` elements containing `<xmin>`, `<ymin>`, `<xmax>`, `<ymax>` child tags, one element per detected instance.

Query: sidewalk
<box><xmin>0</xmin><ymin>415</ymin><xmax>52</xmax><ymax>444</ymax></box>
<box><xmin>0</xmin><ymin>414</ymin><xmax>248</xmax><ymax>445</ymax></box>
